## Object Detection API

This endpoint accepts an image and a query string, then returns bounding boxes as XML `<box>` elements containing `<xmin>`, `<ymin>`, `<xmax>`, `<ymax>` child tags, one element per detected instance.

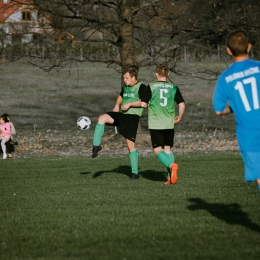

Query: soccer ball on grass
<box><xmin>77</xmin><ymin>116</ymin><xmax>91</xmax><ymax>130</ymax></box>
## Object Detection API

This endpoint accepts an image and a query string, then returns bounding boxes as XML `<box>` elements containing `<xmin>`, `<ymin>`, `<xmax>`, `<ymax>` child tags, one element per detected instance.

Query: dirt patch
<box><xmin>7</xmin><ymin>129</ymin><xmax>239</xmax><ymax>159</ymax></box>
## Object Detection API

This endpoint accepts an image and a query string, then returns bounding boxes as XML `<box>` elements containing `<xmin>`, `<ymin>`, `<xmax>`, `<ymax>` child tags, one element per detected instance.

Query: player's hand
<box><xmin>174</xmin><ymin>116</ymin><xmax>181</xmax><ymax>123</ymax></box>
<box><xmin>121</xmin><ymin>103</ymin><xmax>130</xmax><ymax>111</ymax></box>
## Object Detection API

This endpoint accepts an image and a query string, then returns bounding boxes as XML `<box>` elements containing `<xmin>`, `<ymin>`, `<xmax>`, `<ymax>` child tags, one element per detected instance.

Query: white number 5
<box><xmin>234</xmin><ymin>77</ymin><xmax>259</xmax><ymax>112</ymax></box>
<box><xmin>160</xmin><ymin>89</ymin><xmax>168</xmax><ymax>107</ymax></box>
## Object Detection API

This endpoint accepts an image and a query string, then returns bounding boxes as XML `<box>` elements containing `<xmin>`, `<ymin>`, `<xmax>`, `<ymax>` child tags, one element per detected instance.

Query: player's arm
<box><xmin>122</xmin><ymin>84</ymin><xmax>149</xmax><ymax>110</ymax></box>
<box><xmin>174</xmin><ymin>87</ymin><xmax>185</xmax><ymax>123</ymax></box>
<box><xmin>113</xmin><ymin>95</ymin><xmax>123</xmax><ymax>112</ymax></box>
<box><xmin>113</xmin><ymin>95</ymin><xmax>122</xmax><ymax>112</ymax></box>
<box><xmin>215</xmin><ymin>105</ymin><xmax>233</xmax><ymax>115</ymax></box>
<box><xmin>213</xmin><ymin>77</ymin><xmax>231</xmax><ymax>115</ymax></box>
<box><xmin>140</xmin><ymin>84</ymin><xmax>151</xmax><ymax>108</ymax></box>
<box><xmin>121</xmin><ymin>100</ymin><xmax>142</xmax><ymax>111</ymax></box>
<box><xmin>175</xmin><ymin>102</ymin><xmax>185</xmax><ymax>123</ymax></box>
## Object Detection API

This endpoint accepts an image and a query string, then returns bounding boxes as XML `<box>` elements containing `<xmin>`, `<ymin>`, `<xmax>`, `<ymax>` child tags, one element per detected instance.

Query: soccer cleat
<box><xmin>92</xmin><ymin>145</ymin><xmax>102</xmax><ymax>158</ymax></box>
<box><xmin>164</xmin><ymin>178</ymin><xmax>171</xmax><ymax>185</ymax></box>
<box><xmin>170</xmin><ymin>163</ymin><xmax>178</xmax><ymax>184</ymax></box>
<box><xmin>130</xmin><ymin>173</ymin><xmax>140</xmax><ymax>180</ymax></box>
<box><xmin>3</xmin><ymin>154</ymin><xmax>7</xmax><ymax>160</ymax></box>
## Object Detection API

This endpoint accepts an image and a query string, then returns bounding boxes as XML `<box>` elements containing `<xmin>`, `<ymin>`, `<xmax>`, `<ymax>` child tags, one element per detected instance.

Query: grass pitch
<box><xmin>1</xmin><ymin>153</ymin><xmax>259</xmax><ymax>260</ymax></box>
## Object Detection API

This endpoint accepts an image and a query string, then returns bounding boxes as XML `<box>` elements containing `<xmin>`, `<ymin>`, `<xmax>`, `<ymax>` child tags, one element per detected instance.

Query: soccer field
<box><xmin>0</xmin><ymin>153</ymin><xmax>259</xmax><ymax>260</ymax></box>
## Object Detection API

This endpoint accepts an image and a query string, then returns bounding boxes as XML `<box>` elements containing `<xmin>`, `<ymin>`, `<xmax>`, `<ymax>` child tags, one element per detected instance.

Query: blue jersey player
<box><xmin>213</xmin><ymin>29</ymin><xmax>260</xmax><ymax>192</ymax></box>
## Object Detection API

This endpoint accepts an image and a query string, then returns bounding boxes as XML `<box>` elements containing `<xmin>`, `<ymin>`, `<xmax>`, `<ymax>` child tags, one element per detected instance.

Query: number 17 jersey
<box><xmin>213</xmin><ymin>59</ymin><xmax>260</xmax><ymax>152</ymax></box>
<box><xmin>147</xmin><ymin>81</ymin><xmax>184</xmax><ymax>129</ymax></box>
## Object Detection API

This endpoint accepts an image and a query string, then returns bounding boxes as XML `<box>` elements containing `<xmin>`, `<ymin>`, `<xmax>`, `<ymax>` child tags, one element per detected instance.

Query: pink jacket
<box><xmin>0</xmin><ymin>122</ymin><xmax>11</xmax><ymax>137</ymax></box>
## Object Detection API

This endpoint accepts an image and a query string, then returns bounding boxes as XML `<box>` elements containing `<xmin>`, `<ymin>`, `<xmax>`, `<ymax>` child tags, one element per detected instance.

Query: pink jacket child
<box><xmin>0</xmin><ymin>118</ymin><xmax>11</xmax><ymax>159</ymax></box>
<box><xmin>0</xmin><ymin>122</ymin><xmax>11</xmax><ymax>140</ymax></box>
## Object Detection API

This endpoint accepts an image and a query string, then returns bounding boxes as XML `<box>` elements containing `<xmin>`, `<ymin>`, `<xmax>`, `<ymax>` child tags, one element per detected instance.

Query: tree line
<box><xmin>1</xmin><ymin>0</ymin><xmax>260</xmax><ymax>78</ymax></box>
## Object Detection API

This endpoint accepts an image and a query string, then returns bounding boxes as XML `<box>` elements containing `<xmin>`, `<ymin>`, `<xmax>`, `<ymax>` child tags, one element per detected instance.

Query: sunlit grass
<box><xmin>0</xmin><ymin>153</ymin><xmax>259</xmax><ymax>260</ymax></box>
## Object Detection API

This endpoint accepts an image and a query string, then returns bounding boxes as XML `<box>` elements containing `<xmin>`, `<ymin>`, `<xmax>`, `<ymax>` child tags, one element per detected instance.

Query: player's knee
<box><xmin>153</xmin><ymin>146</ymin><xmax>163</xmax><ymax>156</ymax></box>
<box><xmin>97</xmin><ymin>114</ymin><xmax>108</xmax><ymax>124</ymax></box>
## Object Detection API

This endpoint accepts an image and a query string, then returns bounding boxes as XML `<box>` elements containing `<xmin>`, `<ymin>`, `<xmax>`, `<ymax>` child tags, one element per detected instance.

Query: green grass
<box><xmin>1</xmin><ymin>153</ymin><xmax>259</xmax><ymax>260</ymax></box>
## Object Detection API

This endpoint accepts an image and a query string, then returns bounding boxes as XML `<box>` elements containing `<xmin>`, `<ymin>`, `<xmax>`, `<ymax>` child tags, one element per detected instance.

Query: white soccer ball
<box><xmin>77</xmin><ymin>116</ymin><xmax>91</xmax><ymax>130</ymax></box>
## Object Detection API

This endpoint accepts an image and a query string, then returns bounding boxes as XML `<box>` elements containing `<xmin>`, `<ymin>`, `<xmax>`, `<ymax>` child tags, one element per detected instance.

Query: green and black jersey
<box><xmin>119</xmin><ymin>81</ymin><xmax>146</xmax><ymax>117</ymax></box>
<box><xmin>147</xmin><ymin>81</ymin><xmax>185</xmax><ymax>129</ymax></box>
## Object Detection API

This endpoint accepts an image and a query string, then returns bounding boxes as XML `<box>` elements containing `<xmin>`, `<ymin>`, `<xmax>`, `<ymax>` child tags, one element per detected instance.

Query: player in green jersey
<box><xmin>92</xmin><ymin>66</ymin><xmax>147</xmax><ymax>180</ymax></box>
<box><xmin>141</xmin><ymin>64</ymin><xmax>185</xmax><ymax>184</ymax></box>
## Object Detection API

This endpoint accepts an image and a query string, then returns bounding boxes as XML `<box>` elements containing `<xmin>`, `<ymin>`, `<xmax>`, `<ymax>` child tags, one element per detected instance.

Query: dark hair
<box><xmin>0</xmin><ymin>114</ymin><xmax>9</xmax><ymax>123</ymax></box>
<box><xmin>1</xmin><ymin>113</ymin><xmax>9</xmax><ymax>117</ymax></box>
<box><xmin>156</xmin><ymin>64</ymin><xmax>169</xmax><ymax>77</ymax></box>
<box><xmin>226</xmin><ymin>29</ymin><xmax>249</xmax><ymax>56</ymax></box>
<box><xmin>123</xmin><ymin>66</ymin><xmax>139</xmax><ymax>79</ymax></box>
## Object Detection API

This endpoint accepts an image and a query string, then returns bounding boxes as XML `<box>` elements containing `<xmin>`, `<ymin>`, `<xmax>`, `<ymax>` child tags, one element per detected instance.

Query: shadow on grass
<box><xmin>92</xmin><ymin>166</ymin><xmax>132</xmax><ymax>178</ymax></box>
<box><xmin>91</xmin><ymin>166</ymin><xmax>167</xmax><ymax>182</ymax></box>
<box><xmin>79</xmin><ymin>171</ymin><xmax>92</xmax><ymax>175</ymax></box>
<box><xmin>187</xmin><ymin>198</ymin><xmax>260</xmax><ymax>233</ymax></box>
<box><xmin>140</xmin><ymin>170</ymin><xmax>167</xmax><ymax>182</ymax></box>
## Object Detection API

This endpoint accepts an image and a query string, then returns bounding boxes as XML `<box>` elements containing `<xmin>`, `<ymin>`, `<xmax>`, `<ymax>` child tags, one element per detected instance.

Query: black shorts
<box><xmin>106</xmin><ymin>112</ymin><xmax>140</xmax><ymax>142</ymax></box>
<box><xmin>149</xmin><ymin>129</ymin><xmax>175</xmax><ymax>148</ymax></box>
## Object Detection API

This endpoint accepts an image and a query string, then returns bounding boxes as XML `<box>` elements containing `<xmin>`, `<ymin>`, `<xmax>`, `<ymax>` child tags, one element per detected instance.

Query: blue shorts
<box><xmin>241</xmin><ymin>151</ymin><xmax>260</xmax><ymax>182</ymax></box>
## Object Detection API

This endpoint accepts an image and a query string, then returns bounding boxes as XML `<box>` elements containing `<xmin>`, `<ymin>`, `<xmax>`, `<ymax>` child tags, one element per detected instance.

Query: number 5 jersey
<box><xmin>147</xmin><ymin>81</ymin><xmax>185</xmax><ymax>129</ymax></box>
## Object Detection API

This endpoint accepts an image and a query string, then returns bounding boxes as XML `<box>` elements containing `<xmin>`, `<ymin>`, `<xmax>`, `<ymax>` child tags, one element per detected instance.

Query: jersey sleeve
<box><xmin>174</xmin><ymin>87</ymin><xmax>185</xmax><ymax>104</ymax></box>
<box><xmin>139</xmin><ymin>84</ymin><xmax>151</xmax><ymax>103</ymax></box>
<box><xmin>213</xmin><ymin>77</ymin><xmax>228</xmax><ymax>112</ymax></box>
<box><xmin>119</xmin><ymin>87</ymin><xmax>124</xmax><ymax>97</ymax></box>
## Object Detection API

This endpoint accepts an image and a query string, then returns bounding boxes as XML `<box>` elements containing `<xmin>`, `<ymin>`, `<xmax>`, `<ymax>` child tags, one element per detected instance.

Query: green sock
<box><xmin>157</xmin><ymin>151</ymin><xmax>172</xmax><ymax>168</ymax></box>
<box><xmin>166</xmin><ymin>153</ymin><xmax>174</xmax><ymax>178</ymax></box>
<box><xmin>93</xmin><ymin>124</ymin><xmax>104</xmax><ymax>146</ymax></box>
<box><xmin>129</xmin><ymin>150</ymin><xmax>138</xmax><ymax>174</ymax></box>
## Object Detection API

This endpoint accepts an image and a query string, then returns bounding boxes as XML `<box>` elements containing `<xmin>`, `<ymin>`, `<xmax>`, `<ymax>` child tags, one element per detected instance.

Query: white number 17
<box><xmin>234</xmin><ymin>76</ymin><xmax>259</xmax><ymax>112</ymax></box>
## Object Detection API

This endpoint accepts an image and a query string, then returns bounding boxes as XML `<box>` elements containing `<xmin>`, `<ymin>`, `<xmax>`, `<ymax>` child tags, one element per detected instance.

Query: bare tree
<box><xmin>187</xmin><ymin>0</ymin><xmax>260</xmax><ymax>56</ymax></box>
<box><xmin>1</xmin><ymin>0</ymin><xmax>260</xmax><ymax>79</ymax></box>
<box><xmin>3</xmin><ymin>0</ymin><xmax>192</xmax><ymax>73</ymax></box>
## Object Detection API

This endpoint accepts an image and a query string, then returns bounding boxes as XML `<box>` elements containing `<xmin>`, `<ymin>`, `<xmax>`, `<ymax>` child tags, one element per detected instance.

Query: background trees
<box><xmin>31</xmin><ymin>0</ymin><xmax>192</xmax><ymax>71</ymax></box>
<box><xmin>1</xmin><ymin>0</ymin><xmax>260</xmax><ymax>77</ymax></box>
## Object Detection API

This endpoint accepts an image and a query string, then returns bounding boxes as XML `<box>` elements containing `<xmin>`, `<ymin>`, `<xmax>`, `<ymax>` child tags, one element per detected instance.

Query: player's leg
<box><xmin>154</xmin><ymin>147</ymin><xmax>173</xmax><ymax>184</ymax></box>
<box><xmin>164</xmin><ymin>145</ymin><xmax>178</xmax><ymax>185</ymax></box>
<box><xmin>155</xmin><ymin>147</ymin><xmax>171</xmax><ymax>167</ymax></box>
<box><xmin>257</xmin><ymin>179</ymin><xmax>260</xmax><ymax>192</ymax></box>
<box><xmin>150</xmin><ymin>129</ymin><xmax>174</xmax><ymax>184</ymax></box>
<box><xmin>164</xmin><ymin>146</ymin><xmax>174</xmax><ymax>179</ymax></box>
<box><xmin>92</xmin><ymin>113</ymin><xmax>114</xmax><ymax>158</ymax></box>
<box><xmin>117</xmin><ymin>114</ymin><xmax>140</xmax><ymax>179</ymax></box>
<box><xmin>5</xmin><ymin>139</ymin><xmax>12</xmax><ymax>158</ymax></box>
<box><xmin>241</xmin><ymin>151</ymin><xmax>260</xmax><ymax>192</ymax></box>
<box><xmin>1</xmin><ymin>139</ymin><xmax>7</xmax><ymax>159</ymax></box>
<box><xmin>126</xmin><ymin>139</ymin><xmax>139</xmax><ymax>179</ymax></box>
<box><xmin>164</xmin><ymin>129</ymin><xmax>178</xmax><ymax>184</ymax></box>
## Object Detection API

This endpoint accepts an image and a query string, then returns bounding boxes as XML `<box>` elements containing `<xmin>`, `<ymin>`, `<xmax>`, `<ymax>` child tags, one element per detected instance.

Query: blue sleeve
<box><xmin>213</xmin><ymin>77</ymin><xmax>228</xmax><ymax>112</ymax></box>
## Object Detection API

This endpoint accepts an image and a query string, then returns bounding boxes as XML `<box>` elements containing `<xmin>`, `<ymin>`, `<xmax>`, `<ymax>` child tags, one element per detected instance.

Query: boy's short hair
<box><xmin>226</xmin><ymin>29</ymin><xmax>249</xmax><ymax>57</ymax></box>
<box><xmin>123</xmin><ymin>66</ymin><xmax>139</xmax><ymax>78</ymax></box>
<box><xmin>156</xmin><ymin>64</ymin><xmax>169</xmax><ymax>77</ymax></box>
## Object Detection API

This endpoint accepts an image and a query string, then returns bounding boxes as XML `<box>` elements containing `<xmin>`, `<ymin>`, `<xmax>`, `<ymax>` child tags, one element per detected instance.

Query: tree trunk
<box><xmin>117</xmin><ymin>0</ymin><xmax>137</xmax><ymax>71</ymax></box>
